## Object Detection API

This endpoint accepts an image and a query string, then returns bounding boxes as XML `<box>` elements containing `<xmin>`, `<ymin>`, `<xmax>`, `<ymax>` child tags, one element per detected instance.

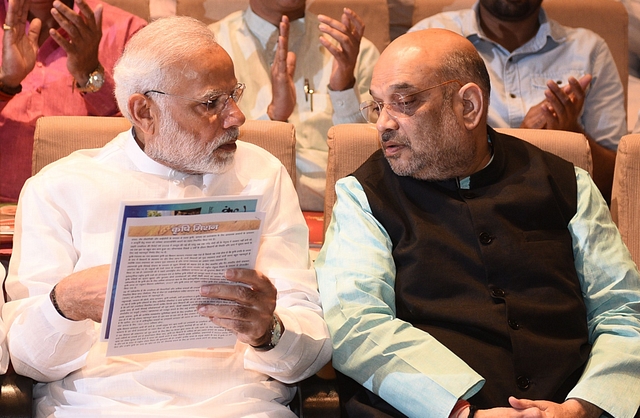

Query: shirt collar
<box><xmin>467</xmin><ymin>2</ymin><xmax>566</xmax><ymax>54</ymax></box>
<box><xmin>244</xmin><ymin>6</ymin><xmax>306</xmax><ymax>51</ymax></box>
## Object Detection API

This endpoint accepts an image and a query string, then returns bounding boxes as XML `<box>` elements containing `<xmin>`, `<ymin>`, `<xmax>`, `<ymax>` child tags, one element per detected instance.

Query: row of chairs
<box><xmin>3</xmin><ymin>115</ymin><xmax>639</xmax><ymax>416</ymax></box>
<box><xmin>100</xmin><ymin>0</ymin><xmax>630</xmax><ymax>112</ymax></box>
<box><xmin>30</xmin><ymin>116</ymin><xmax>640</xmax><ymax>268</ymax></box>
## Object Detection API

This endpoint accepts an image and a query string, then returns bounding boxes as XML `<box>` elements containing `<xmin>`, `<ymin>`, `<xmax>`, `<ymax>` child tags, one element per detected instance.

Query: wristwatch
<box><xmin>251</xmin><ymin>314</ymin><xmax>283</xmax><ymax>352</ymax></box>
<box><xmin>76</xmin><ymin>63</ymin><xmax>105</xmax><ymax>93</ymax></box>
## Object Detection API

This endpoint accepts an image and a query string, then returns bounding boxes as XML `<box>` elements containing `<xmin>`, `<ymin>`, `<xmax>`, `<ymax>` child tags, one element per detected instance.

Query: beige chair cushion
<box><xmin>324</xmin><ymin>123</ymin><xmax>380</xmax><ymax>232</ymax></box>
<box><xmin>495</xmin><ymin>128</ymin><xmax>593</xmax><ymax>175</ymax></box>
<box><xmin>32</xmin><ymin>117</ymin><xmax>297</xmax><ymax>181</ymax></box>
<box><xmin>32</xmin><ymin>116</ymin><xmax>132</xmax><ymax>175</ymax></box>
<box><xmin>611</xmin><ymin>134</ymin><xmax>640</xmax><ymax>266</ymax></box>
<box><xmin>411</xmin><ymin>0</ymin><xmax>629</xmax><ymax>108</ymax></box>
<box><xmin>101</xmin><ymin>0</ymin><xmax>151</xmax><ymax>21</ymax></box>
<box><xmin>323</xmin><ymin>125</ymin><xmax>593</xmax><ymax>235</ymax></box>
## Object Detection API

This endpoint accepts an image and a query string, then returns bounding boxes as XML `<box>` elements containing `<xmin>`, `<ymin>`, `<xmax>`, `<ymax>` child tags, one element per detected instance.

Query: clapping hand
<box><xmin>49</xmin><ymin>0</ymin><xmax>102</xmax><ymax>86</ymax></box>
<box><xmin>318</xmin><ymin>7</ymin><xmax>364</xmax><ymax>92</ymax></box>
<box><xmin>1</xmin><ymin>0</ymin><xmax>41</xmax><ymax>88</ymax></box>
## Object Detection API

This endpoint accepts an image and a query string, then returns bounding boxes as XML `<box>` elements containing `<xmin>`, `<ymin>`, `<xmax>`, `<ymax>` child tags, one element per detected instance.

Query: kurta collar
<box><xmin>244</xmin><ymin>6</ymin><xmax>306</xmax><ymax>51</ymax></box>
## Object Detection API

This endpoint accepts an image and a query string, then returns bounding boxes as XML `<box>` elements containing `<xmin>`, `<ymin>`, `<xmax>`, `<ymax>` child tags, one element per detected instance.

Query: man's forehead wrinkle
<box><xmin>370</xmin><ymin>81</ymin><xmax>418</xmax><ymax>98</ymax></box>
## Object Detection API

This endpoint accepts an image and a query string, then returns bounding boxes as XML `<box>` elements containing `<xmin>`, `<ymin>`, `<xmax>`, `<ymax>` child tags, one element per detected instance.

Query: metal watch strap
<box><xmin>251</xmin><ymin>314</ymin><xmax>283</xmax><ymax>352</ymax></box>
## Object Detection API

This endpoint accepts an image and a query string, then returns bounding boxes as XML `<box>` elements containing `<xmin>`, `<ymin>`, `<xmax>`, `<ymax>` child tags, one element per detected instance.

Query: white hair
<box><xmin>113</xmin><ymin>16</ymin><xmax>219</xmax><ymax>120</ymax></box>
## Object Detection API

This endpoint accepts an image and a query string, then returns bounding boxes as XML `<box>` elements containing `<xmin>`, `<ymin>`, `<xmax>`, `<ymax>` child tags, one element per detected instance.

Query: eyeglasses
<box><xmin>359</xmin><ymin>79</ymin><xmax>462</xmax><ymax>123</ymax></box>
<box><xmin>144</xmin><ymin>82</ymin><xmax>245</xmax><ymax>114</ymax></box>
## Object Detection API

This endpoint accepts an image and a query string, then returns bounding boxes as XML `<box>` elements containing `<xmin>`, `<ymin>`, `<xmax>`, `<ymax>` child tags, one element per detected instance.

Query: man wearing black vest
<box><xmin>316</xmin><ymin>29</ymin><xmax>640</xmax><ymax>418</ymax></box>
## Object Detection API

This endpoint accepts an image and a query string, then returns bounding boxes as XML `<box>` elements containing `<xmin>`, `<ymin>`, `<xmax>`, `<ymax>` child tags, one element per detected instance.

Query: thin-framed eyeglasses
<box><xmin>359</xmin><ymin>79</ymin><xmax>462</xmax><ymax>124</ymax></box>
<box><xmin>144</xmin><ymin>82</ymin><xmax>245</xmax><ymax>114</ymax></box>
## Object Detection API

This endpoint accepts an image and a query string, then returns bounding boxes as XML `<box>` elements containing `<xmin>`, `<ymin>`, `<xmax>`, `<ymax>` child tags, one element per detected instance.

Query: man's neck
<box><xmin>477</xmin><ymin>4</ymin><xmax>540</xmax><ymax>52</ymax></box>
<box><xmin>249</xmin><ymin>1</ymin><xmax>305</xmax><ymax>26</ymax></box>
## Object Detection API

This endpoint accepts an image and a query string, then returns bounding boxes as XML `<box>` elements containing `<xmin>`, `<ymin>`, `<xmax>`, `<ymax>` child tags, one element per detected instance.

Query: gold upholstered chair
<box><xmin>611</xmin><ymin>134</ymin><xmax>640</xmax><ymax>266</ymax></box>
<box><xmin>32</xmin><ymin>116</ymin><xmax>297</xmax><ymax>178</ymax></box>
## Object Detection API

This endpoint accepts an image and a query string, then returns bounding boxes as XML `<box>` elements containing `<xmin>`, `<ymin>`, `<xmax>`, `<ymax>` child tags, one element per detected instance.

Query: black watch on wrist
<box><xmin>251</xmin><ymin>314</ymin><xmax>283</xmax><ymax>352</ymax></box>
<box><xmin>0</xmin><ymin>80</ymin><xmax>22</xmax><ymax>96</ymax></box>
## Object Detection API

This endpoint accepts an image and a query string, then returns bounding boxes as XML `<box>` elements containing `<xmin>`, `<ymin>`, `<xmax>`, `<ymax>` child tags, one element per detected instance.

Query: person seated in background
<box><xmin>410</xmin><ymin>0</ymin><xmax>626</xmax><ymax>203</ymax></box>
<box><xmin>0</xmin><ymin>0</ymin><xmax>146</xmax><ymax>202</ymax></box>
<box><xmin>3</xmin><ymin>16</ymin><xmax>331</xmax><ymax>417</ymax></box>
<box><xmin>316</xmin><ymin>29</ymin><xmax>640</xmax><ymax>418</ymax></box>
<box><xmin>209</xmin><ymin>0</ymin><xmax>380</xmax><ymax>211</ymax></box>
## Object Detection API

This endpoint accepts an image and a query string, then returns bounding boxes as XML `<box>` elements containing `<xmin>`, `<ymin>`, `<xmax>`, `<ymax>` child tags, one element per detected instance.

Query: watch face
<box><xmin>90</xmin><ymin>71</ymin><xmax>105</xmax><ymax>90</ymax></box>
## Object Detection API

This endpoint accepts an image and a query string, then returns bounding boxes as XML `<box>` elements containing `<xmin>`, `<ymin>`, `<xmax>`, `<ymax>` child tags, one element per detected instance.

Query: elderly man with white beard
<box><xmin>2</xmin><ymin>16</ymin><xmax>331</xmax><ymax>418</ymax></box>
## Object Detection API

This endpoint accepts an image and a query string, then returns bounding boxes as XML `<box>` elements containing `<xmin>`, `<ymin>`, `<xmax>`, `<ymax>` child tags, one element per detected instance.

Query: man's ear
<box><xmin>458</xmin><ymin>83</ymin><xmax>485</xmax><ymax>131</ymax></box>
<box><xmin>128</xmin><ymin>93</ymin><xmax>156</xmax><ymax>136</ymax></box>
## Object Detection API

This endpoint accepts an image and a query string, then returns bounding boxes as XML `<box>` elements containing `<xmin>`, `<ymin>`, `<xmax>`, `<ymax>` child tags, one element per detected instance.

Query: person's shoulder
<box><xmin>235</xmin><ymin>141</ymin><xmax>287</xmax><ymax>173</ymax></box>
<box><xmin>33</xmin><ymin>133</ymin><xmax>128</xmax><ymax>181</ymax></box>
<box><xmin>546</xmin><ymin>18</ymin><xmax>606</xmax><ymax>47</ymax></box>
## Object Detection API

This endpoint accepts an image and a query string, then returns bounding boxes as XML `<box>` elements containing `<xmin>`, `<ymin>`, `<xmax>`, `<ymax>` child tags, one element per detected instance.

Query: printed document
<box><xmin>101</xmin><ymin>196</ymin><xmax>264</xmax><ymax>356</ymax></box>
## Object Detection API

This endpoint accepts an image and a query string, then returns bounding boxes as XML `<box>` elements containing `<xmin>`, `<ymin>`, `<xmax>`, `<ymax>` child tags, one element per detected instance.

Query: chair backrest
<box><xmin>494</xmin><ymin>128</ymin><xmax>593</xmax><ymax>175</ymax></box>
<box><xmin>101</xmin><ymin>0</ymin><xmax>389</xmax><ymax>53</ymax></box>
<box><xmin>323</xmin><ymin>124</ymin><xmax>593</xmax><ymax>235</ymax></box>
<box><xmin>101</xmin><ymin>0</ymin><xmax>151</xmax><ymax>20</ymax></box>
<box><xmin>32</xmin><ymin>116</ymin><xmax>297</xmax><ymax>181</ymax></box>
<box><xmin>411</xmin><ymin>0</ymin><xmax>629</xmax><ymax>108</ymax></box>
<box><xmin>611</xmin><ymin>134</ymin><xmax>640</xmax><ymax>266</ymax></box>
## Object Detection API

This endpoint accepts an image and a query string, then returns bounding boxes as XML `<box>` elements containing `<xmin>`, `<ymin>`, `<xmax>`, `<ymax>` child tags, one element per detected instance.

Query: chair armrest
<box><xmin>291</xmin><ymin>374</ymin><xmax>340</xmax><ymax>418</ymax></box>
<box><xmin>0</xmin><ymin>364</ymin><xmax>33</xmax><ymax>418</ymax></box>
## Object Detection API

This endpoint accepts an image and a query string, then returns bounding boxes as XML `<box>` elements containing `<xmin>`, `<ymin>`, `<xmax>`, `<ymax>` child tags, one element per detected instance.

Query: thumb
<box><xmin>509</xmin><ymin>396</ymin><xmax>535</xmax><ymax>410</ymax></box>
<box><xmin>28</xmin><ymin>18</ymin><xmax>42</xmax><ymax>45</ymax></box>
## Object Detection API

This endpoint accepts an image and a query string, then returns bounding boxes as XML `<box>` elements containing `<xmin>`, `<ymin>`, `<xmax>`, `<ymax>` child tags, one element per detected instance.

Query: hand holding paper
<box><xmin>198</xmin><ymin>268</ymin><xmax>277</xmax><ymax>346</ymax></box>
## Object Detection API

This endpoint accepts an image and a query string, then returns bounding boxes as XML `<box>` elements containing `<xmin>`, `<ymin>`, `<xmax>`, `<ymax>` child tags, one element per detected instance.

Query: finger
<box><xmin>75</xmin><ymin>0</ymin><xmax>97</xmax><ymax>27</ymax></box>
<box><xmin>224</xmin><ymin>268</ymin><xmax>273</xmax><ymax>290</ymax></box>
<box><xmin>200</xmin><ymin>281</ymin><xmax>258</xmax><ymax>305</ymax></box>
<box><xmin>318</xmin><ymin>17</ymin><xmax>351</xmax><ymax>44</ymax></box>
<box><xmin>51</xmin><ymin>7</ymin><xmax>79</xmax><ymax>40</ymax></box>
<box><xmin>198</xmin><ymin>302</ymin><xmax>250</xmax><ymax>322</ymax></box>
<box><xmin>509</xmin><ymin>397</ymin><xmax>534</xmax><ymax>409</ymax></box>
<box><xmin>93</xmin><ymin>3</ymin><xmax>103</xmax><ymax>28</ymax></box>
<box><xmin>566</xmin><ymin>76</ymin><xmax>586</xmax><ymax>101</ymax></box>
<box><xmin>318</xmin><ymin>35</ymin><xmax>341</xmax><ymax>58</ymax></box>
<box><xmin>27</xmin><ymin>17</ymin><xmax>42</xmax><ymax>44</ymax></box>
<box><xmin>279</xmin><ymin>14</ymin><xmax>290</xmax><ymax>39</ymax></box>
<box><xmin>286</xmin><ymin>50</ymin><xmax>296</xmax><ymax>78</ymax></box>
<box><xmin>52</xmin><ymin>0</ymin><xmax>89</xmax><ymax>35</ymax></box>
<box><xmin>49</xmin><ymin>27</ymin><xmax>73</xmax><ymax>54</ymax></box>
<box><xmin>342</xmin><ymin>8</ymin><xmax>365</xmax><ymax>38</ymax></box>
<box><xmin>544</xmin><ymin>83</ymin><xmax>568</xmax><ymax>118</ymax></box>
<box><xmin>577</xmin><ymin>73</ymin><xmax>592</xmax><ymax>90</ymax></box>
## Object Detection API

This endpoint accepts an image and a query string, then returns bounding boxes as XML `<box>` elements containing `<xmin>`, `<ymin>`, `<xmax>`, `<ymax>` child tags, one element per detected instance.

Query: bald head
<box><xmin>368</xmin><ymin>28</ymin><xmax>493</xmax><ymax>181</ymax></box>
<box><xmin>375</xmin><ymin>29</ymin><xmax>491</xmax><ymax>105</ymax></box>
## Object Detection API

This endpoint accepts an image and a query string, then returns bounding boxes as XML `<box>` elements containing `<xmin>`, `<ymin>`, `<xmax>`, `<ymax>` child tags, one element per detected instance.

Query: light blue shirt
<box><xmin>410</xmin><ymin>3</ymin><xmax>626</xmax><ymax>151</ymax></box>
<box><xmin>316</xmin><ymin>168</ymin><xmax>640</xmax><ymax>418</ymax></box>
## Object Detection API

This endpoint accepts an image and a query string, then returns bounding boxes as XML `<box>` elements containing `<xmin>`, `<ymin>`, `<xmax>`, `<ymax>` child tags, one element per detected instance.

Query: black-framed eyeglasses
<box><xmin>359</xmin><ymin>79</ymin><xmax>462</xmax><ymax>123</ymax></box>
<box><xmin>144</xmin><ymin>82</ymin><xmax>245</xmax><ymax>114</ymax></box>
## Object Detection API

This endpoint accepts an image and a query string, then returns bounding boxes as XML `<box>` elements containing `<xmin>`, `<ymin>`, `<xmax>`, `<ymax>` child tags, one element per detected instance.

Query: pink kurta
<box><xmin>0</xmin><ymin>0</ymin><xmax>146</xmax><ymax>202</ymax></box>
